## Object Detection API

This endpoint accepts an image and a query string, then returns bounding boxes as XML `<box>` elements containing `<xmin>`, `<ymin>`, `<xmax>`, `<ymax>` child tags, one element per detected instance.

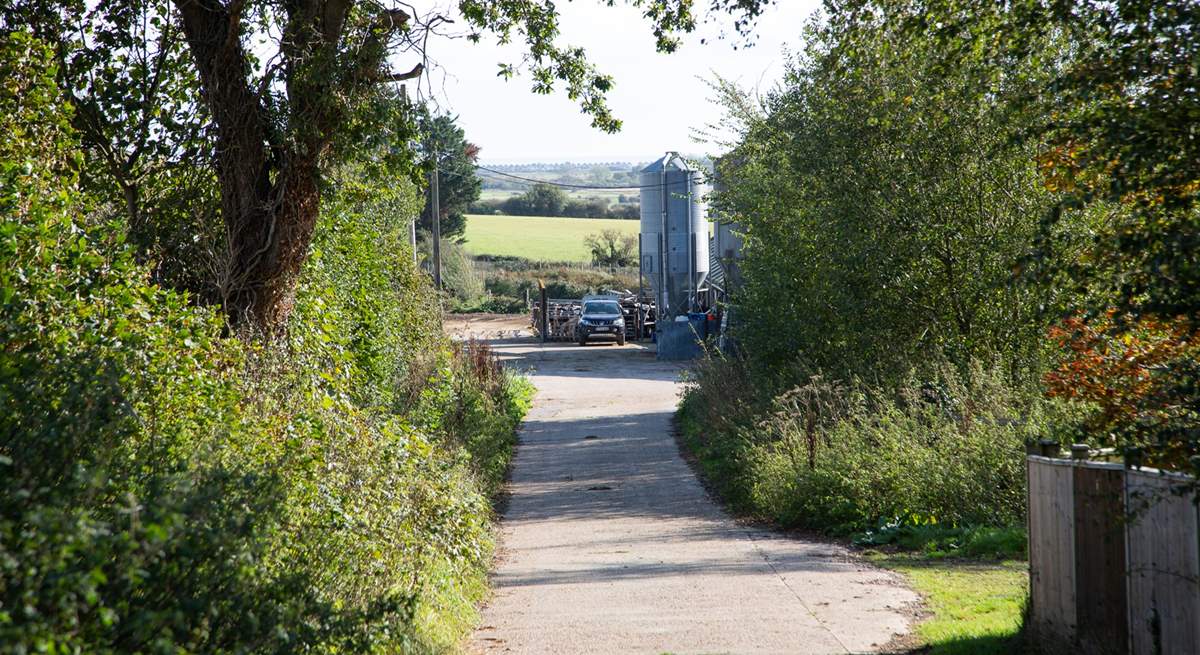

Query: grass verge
<box><xmin>869</xmin><ymin>555</ymin><xmax>1028</xmax><ymax>654</ymax></box>
<box><xmin>674</xmin><ymin>366</ymin><xmax>1032</xmax><ymax>655</ymax></box>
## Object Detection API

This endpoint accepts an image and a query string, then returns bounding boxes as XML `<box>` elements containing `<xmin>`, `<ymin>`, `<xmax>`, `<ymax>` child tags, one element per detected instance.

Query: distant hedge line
<box><xmin>470</xmin><ymin>183</ymin><xmax>640</xmax><ymax>220</ymax></box>
<box><xmin>470</xmin><ymin>198</ymin><xmax>640</xmax><ymax>219</ymax></box>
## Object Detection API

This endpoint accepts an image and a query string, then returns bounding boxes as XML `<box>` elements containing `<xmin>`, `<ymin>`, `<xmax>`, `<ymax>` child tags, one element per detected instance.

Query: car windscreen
<box><xmin>583</xmin><ymin>301</ymin><xmax>621</xmax><ymax>315</ymax></box>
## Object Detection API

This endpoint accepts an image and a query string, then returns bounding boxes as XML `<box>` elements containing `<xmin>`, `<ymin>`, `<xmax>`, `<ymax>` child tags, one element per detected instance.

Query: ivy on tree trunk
<box><xmin>173</xmin><ymin>1</ymin><xmax>409</xmax><ymax>330</ymax></box>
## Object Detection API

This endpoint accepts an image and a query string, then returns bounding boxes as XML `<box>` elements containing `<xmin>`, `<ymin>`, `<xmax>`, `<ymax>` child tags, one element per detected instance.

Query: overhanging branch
<box><xmin>384</xmin><ymin>63</ymin><xmax>424</xmax><ymax>81</ymax></box>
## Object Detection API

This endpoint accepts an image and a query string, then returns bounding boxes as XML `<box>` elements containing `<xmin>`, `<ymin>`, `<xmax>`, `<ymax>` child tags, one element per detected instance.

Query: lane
<box><xmin>473</xmin><ymin>340</ymin><xmax>916</xmax><ymax>654</ymax></box>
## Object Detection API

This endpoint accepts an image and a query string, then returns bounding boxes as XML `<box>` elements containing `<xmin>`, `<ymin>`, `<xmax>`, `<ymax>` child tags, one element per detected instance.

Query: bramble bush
<box><xmin>679</xmin><ymin>357</ymin><xmax>1079</xmax><ymax>539</ymax></box>
<box><xmin>461</xmin><ymin>255</ymin><xmax>640</xmax><ymax>315</ymax></box>
<box><xmin>0</xmin><ymin>32</ymin><xmax>531</xmax><ymax>653</ymax></box>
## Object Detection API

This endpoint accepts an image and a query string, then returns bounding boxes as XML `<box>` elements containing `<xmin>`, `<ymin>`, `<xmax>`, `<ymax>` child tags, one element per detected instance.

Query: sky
<box><xmin>406</xmin><ymin>1</ymin><xmax>822</xmax><ymax>164</ymax></box>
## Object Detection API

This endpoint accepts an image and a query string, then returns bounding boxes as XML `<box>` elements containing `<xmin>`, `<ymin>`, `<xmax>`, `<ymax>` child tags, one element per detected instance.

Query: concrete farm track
<box><xmin>471</xmin><ymin>338</ymin><xmax>918</xmax><ymax>655</ymax></box>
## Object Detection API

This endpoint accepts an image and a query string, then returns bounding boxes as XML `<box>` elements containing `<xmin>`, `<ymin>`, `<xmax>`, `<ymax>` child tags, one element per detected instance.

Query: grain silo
<box><xmin>639</xmin><ymin>152</ymin><xmax>709</xmax><ymax>321</ymax></box>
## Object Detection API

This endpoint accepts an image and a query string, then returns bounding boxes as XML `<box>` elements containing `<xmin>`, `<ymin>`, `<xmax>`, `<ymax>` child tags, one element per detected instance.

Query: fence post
<box><xmin>1039</xmin><ymin>439</ymin><xmax>1062</xmax><ymax>458</ymax></box>
<box><xmin>539</xmin><ymin>280</ymin><xmax>548</xmax><ymax>344</ymax></box>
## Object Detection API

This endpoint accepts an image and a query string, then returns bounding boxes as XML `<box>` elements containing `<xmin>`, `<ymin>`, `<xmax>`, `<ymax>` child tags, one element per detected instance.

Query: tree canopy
<box><xmin>713</xmin><ymin>0</ymin><xmax>1199</xmax><ymax>473</ymax></box>
<box><xmin>3</xmin><ymin>0</ymin><xmax>776</xmax><ymax>331</ymax></box>
<box><xmin>882</xmin><ymin>0</ymin><xmax>1200</xmax><ymax>473</ymax></box>
<box><xmin>419</xmin><ymin>114</ymin><xmax>481</xmax><ymax>241</ymax></box>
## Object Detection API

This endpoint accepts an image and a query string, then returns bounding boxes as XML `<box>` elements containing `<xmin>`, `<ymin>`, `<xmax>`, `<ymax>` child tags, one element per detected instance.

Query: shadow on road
<box><xmin>473</xmin><ymin>327</ymin><xmax>919</xmax><ymax>654</ymax></box>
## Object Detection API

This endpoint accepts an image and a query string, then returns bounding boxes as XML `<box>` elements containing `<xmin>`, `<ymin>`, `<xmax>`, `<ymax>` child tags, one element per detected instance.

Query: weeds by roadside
<box><xmin>676</xmin><ymin>355</ymin><xmax>1049</xmax><ymax>654</ymax></box>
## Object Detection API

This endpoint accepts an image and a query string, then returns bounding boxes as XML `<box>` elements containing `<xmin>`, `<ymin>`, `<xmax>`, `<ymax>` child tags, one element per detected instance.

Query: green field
<box><xmin>462</xmin><ymin>214</ymin><xmax>639</xmax><ymax>262</ymax></box>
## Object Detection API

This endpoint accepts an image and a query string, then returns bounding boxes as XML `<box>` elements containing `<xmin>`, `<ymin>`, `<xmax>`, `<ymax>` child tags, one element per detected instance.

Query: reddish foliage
<box><xmin>1045</xmin><ymin>312</ymin><xmax>1198</xmax><ymax>467</ymax></box>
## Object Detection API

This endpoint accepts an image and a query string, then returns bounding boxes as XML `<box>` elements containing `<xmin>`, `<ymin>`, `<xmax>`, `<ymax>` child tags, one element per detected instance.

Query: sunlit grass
<box><xmin>871</xmin><ymin>555</ymin><xmax>1028</xmax><ymax>655</ymax></box>
<box><xmin>463</xmin><ymin>214</ymin><xmax>639</xmax><ymax>262</ymax></box>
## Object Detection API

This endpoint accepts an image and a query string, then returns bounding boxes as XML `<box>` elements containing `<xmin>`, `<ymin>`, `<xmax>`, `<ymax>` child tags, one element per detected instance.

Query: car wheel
<box><xmin>578</xmin><ymin>336</ymin><xmax>587</xmax><ymax>346</ymax></box>
<box><xmin>617</xmin><ymin>334</ymin><xmax>626</xmax><ymax>346</ymax></box>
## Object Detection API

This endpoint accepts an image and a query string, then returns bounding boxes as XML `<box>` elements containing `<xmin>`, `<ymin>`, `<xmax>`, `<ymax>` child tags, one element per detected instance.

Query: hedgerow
<box><xmin>679</xmin><ymin>357</ymin><xmax>1081</xmax><ymax>540</ymax></box>
<box><xmin>0</xmin><ymin>32</ymin><xmax>531</xmax><ymax>653</ymax></box>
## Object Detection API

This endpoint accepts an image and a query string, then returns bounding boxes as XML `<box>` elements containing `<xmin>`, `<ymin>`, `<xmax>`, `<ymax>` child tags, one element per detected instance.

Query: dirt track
<box><xmin>445</xmin><ymin>313</ymin><xmax>532</xmax><ymax>342</ymax></box>
<box><xmin>471</xmin><ymin>336</ymin><xmax>918</xmax><ymax>654</ymax></box>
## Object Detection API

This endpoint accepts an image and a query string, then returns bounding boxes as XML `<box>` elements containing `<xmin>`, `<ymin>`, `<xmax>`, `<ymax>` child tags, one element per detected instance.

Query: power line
<box><xmin>469</xmin><ymin>164</ymin><xmax>702</xmax><ymax>191</ymax></box>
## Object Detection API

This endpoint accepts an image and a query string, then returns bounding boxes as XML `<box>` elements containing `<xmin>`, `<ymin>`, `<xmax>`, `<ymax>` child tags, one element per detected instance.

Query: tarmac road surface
<box><xmin>472</xmin><ymin>338</ymin><xmax>918</xmax><ymax>655</ymax></box>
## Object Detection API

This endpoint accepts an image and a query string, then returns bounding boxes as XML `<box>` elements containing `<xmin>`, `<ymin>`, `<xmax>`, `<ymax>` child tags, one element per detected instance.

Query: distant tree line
<box><xmin>479</xmin><ymin>165</ymin><xmax>642</xmax><ymax>192</ymax></box>
<box><xmin>470</xmin><ymin>183</ymin><xmax>640</xmax><ymax>219</ymax></box>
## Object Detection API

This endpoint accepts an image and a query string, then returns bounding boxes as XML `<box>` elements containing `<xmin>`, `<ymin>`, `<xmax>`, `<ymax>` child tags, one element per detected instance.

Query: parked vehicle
<box><xmin>576</xmin><ymin>298</ymin><xmax>626</xmax><ymax>346</ymax></box>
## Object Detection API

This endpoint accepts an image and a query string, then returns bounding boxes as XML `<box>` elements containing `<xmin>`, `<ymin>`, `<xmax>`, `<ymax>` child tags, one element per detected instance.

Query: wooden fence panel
<box><xmin>1125</xmin><ymin>471</ymin><xmax>1200</xmax><ymax>655</ymax></box>
<box><xmin>1073</xmin><ymin>465</ymin><xmax>1129</xmax><ymax>654</ymax></box>
<box><xmin>1029</xmin><ymin>457</ymin><xmax>1077</xmax><ymax>637</ymax></box>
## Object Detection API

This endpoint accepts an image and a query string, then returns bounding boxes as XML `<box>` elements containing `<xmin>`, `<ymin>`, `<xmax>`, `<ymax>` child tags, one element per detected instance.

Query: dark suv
<box><xmin>576</xmin><ymin>299</ymin><xmax>626</xmax><ymax>346</ymax></box>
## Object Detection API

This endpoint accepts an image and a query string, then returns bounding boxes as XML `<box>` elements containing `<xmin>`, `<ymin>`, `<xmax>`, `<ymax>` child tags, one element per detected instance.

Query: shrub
<box><xmin>855</xmin><ymin>523</ymin><xmax>1027</xmax><ymax>559</ymax></box>
<box><xmin>680</xmin><ymin>357</ymin><xmax>1075</xmax><ymax>537</ymax></box>
<box><xmin>562</xmin><ymin>198</ymin><xmax>610</xmax><ymax>218</ymax></box>
<box><xmin>1</xmin><ymin>35</ymin><xmax>369</xmax><ymax>650</ymax></box>
<box><xmin>417</xmin><ymin>234</ymin><xmax>485</xmax><ymax>306</ymax></box>
<box><xmin>584</xmin><ymin>229</ymin><xmax>638</xmax><ymax>267</ymax></box>
<box><xmin>1</xmin><ymin>35</ymin><xmax>532</xmax><ymax>652</ymax></box>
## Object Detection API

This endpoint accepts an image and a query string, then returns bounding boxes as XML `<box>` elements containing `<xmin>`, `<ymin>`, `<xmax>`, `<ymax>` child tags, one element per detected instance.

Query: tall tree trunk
<box><xmin>173</xmin><ymin>0</ymin><xmax>413</xmax><ymax>332</ymax></box>
<box><xmin>174</xmin><ymin>0</ymin><xmax>326</xmax><ymax>332</ymax></box>
<box><xmin>222</xmin><ymin>159</ymin><xmax>322</xmax><ymax>329</ymax></box>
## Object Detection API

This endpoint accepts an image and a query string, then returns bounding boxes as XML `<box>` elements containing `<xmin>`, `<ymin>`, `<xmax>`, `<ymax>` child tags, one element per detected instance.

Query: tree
<box><xmin>54</xmin><ymin>2</ymin><xmax>203</xmax><ymax>227</ymax></box>
<box><xmin>525</xmin><ymin>183</ymin><xmax>568</xmax><ymax>216</ymax></box>
<box><xmin>710</xmin><ymin>8</ymin><xmax>1075</xmax><ymax>384</ymax></box>
<box><xmin>7</xmin><ymin>0</ymin><xmax>776</xmax><ymax>332</ymax></box>
<box><xmin>418</xmin><ymin>114</ymin><xmax>480</xmax><ymax>241</ymax></box>
<box><xmin>584</xmin><ymin>229</ymin><xmax>637</xmax><ymax>267</ymax></box>
<box><xmin>1045</xmin><ymin>313</ymin><xmax>1199</xmax><ymax>470</ymax></box>
<box><xmin>500</xmin><ymin>182</ymin><xmax>568</xmax><ymax>216</ymax></box>
<box><xmin>166</xmin><ymin>2</ymin><xmax>427</xmax><ymax>331</ymax></box>
<box><xmin>880</xmin><ymin>0</ymin><xmax>1200</xmax><ymax>471</ymax></box>
<box><xmin>4</xmin><ymin>1</ymin><xmax>222</xmax><ymax>296</ymax></box>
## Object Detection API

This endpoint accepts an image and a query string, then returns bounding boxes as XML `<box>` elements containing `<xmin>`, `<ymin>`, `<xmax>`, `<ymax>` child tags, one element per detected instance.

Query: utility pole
<box><xmin>409</xmin><ymin>214</ymin><xmax>418</xmax><ymax>265</ymax></box>
<box><xmin>430</xmin><ymin>150</ymin><xmax>442</xmax><ymax>290</ymax></box>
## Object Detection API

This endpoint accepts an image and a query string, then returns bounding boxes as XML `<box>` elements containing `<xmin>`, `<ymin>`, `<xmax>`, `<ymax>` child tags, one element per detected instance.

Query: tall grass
<box><xmin>454</xmin><ymin>255</ymin><xmax>641</xmax><ymax>314</ymax></box>
<box><xmin>679</xmin><ymin>356</ymin><xmax>1078</xmax><ymax>537</ymax></box>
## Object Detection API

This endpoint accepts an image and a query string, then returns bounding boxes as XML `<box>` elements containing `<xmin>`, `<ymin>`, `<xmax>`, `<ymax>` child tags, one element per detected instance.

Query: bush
<box><xmin>562</xmin><ymin>198</ymin><xmax>609</xmax><ymax>218</ymax></box>
<box><xmin>608</xmin><ymin>203</ymin><xmax>640</xmax><ymax>220</ymax></box>
<box><xmin>854</xmin><ymin>523</ymin><xmax>1027</xmax><ymax>559</ymax></box>
<box><xmin>418</xmin><ymin>234</ymin><xmax>485</xmax><ymax>306</ymax></box>
<box><xmin>584</xmin><ymin>229</ymin><xmax>638</xmax><ymax>267</ymax></box>
<box><xmin>457</xmin><ymin>294</ymin><xmax>530</xmax><ymax>314</ymax></box>
<box><xmin>679</xmin><ymin>357</ymin><xmax>1075</xmax><ymax>538</ymax></box>
<box><xmin>0</xmin><ymin>35</ymin><xmax>532</xmax><ymax>652</ymax></box>
<box><xmin>463</xmin><ymin>256</ymin><xmax>640</xmax><ymax>314</ymax></box>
